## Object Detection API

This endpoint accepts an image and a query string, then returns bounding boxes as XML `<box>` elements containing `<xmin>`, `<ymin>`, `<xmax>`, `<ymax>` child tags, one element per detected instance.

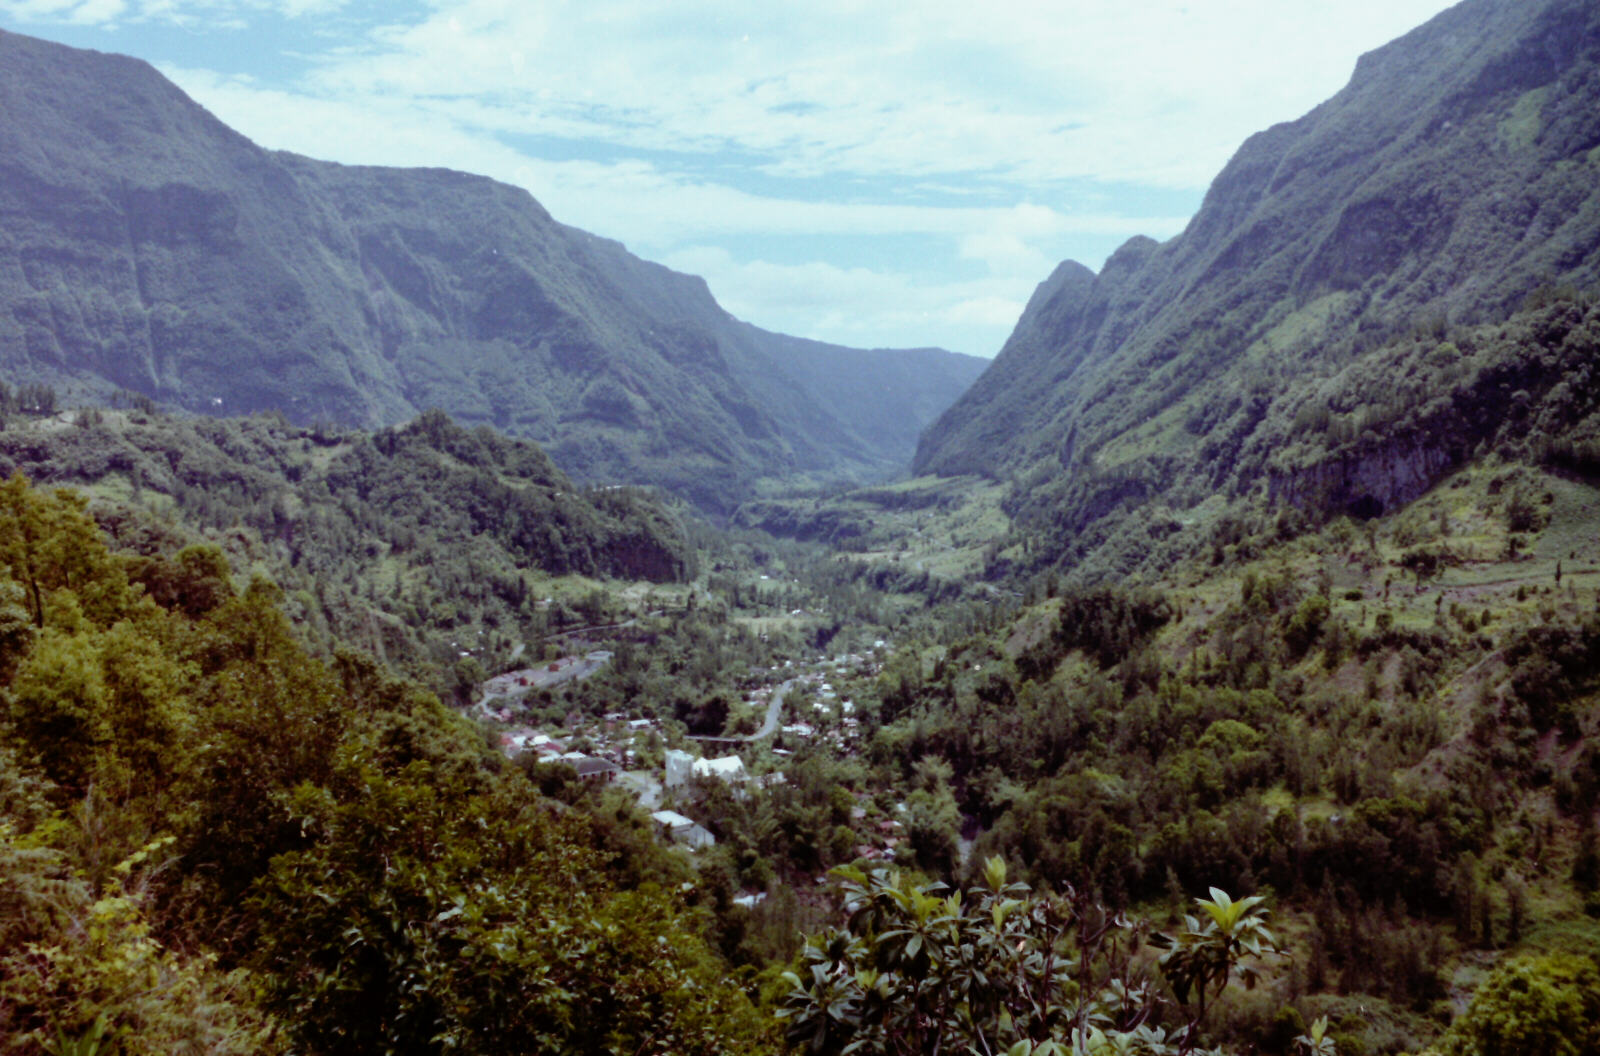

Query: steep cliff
<box><xmin>914</xmin><ymin>0</ymin><xmax>1600</xmax><ymax>545</ymax></box>
<box><xmin>0</xmin><ymin>30</ymin><xmax>987</xmax><ymax>513</ymax></box>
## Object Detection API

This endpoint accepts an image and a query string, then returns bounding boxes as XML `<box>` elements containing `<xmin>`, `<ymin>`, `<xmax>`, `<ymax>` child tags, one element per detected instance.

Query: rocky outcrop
<box><xmin>1267</xmin><ymin>437</ymin><xmax>1463</xmax><ymax>518</ymax></box>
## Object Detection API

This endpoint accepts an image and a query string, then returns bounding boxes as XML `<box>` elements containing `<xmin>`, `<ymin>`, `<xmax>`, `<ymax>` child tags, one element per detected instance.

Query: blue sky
<box><xmin>0</xmin><ymin>0</ymin><xmax>1458</xmax><ymax>356</ymax></box>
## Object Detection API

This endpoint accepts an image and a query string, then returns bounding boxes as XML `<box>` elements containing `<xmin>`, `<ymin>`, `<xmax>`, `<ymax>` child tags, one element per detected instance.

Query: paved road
<box><xmin>751</xmin><ymin>680</ymin><xmax>792</xmax><ymax>739</ymax></box>
<box><xmin>688</xmin><ymin>679</ymin><xmax>793</xmax><ymax>744</ymax></box>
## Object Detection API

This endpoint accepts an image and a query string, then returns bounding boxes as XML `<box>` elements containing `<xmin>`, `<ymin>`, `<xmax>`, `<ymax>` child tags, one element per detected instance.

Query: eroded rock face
<box><xmin>915</xmin><ymin>0</ymin><xmax>1600</xmax><ymax>516</ymax></box>
<box><xmin>1268</xmin><ymin>440</ymin><xmax>1462</xmax><ymax>519</ymax></box>
<box><xmin>0</xmin><ymin>30</ymin><xmax>986</xmax><ymax>512</ymax></box>
<box><xmin>1263</xmin><ymin>300</ymin><xmax>1600</xmax><ymax>522</ymax></box>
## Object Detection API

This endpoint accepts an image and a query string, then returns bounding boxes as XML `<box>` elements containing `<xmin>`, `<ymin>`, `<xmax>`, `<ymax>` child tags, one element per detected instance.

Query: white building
<box><xmin>693</xmin><ymin>756</ymin><xmax>748</xmax><ymax>784</ymax></box>
<box><xmin>664</xmin><ymin>748</ymin><xmax>696</xmax><ymax>788</ymax></box>
<box><xmin>651</xmin><ymin>810</ymin><xmax>715</xmax><ymax>850</ymax></box>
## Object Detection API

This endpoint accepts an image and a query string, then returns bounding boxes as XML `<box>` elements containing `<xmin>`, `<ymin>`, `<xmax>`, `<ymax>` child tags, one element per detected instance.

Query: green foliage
<box><xmin>1150</xmin><ymin>888</ymin><xmax>1282</xmax><ymax>1044</ymax></box>
<box><xmin>0</xmin><ymin>829</ymin><xmax>282</xmax><ymax>1055</ymax></box>
<box><xmin>0</xmin><ymin>473</ymin><xmax>133</xmax><ymax>630</ymax></box>
<box><xmin>919</xmin><ymin>33</ymin><xmax>1600</xmax><ymax>577</ymax></box>
<box><xmin>1502</xmin><ymin>614</ymin><xmax>1600</xmax><ymax>735</ymax></box>
<box><xmin>781</xmin><ymin>860</ymin><xmax>1153</xmax><ymax>1055</ymax></box>
<box><xmin>782</xmin><ymin>862</ymin><xmax>1284</xmax><ymax>1055</ymax></box>
<box><xmin>0</xmin><ymin>477</ymin><xmax>773</xmax><ymax>1054</ymax></box>
<box><xmin>1295</xmin><ymin>1016</ymin><xmax>1335</xmax><ymax>1056</ymax></box>
<box><xmin>0</xmin><ymin>410</ymin><xmax>698</xmax><ymax>695</ymax></box>
<box><xmin>1050</xmin><ymin>586</ymin><xmax>1172</xmax><ymax>671</ymax></box>
<box><xmin>1435</xmin><ymin>954</ymin><xmax>1600</xmax><ymax>1056</ymax></box>
<box><xmin>250</xmin><ymin>751</ymin><xmax>764</xmax><ymax>1054</ymax></box>
<box><xmin>0</xmin><ymin>30</ymin><xmax>986</xmax><ymax>513</ymax></box>
<box><xmin>1283</xmin><ymin>594</ymin><xmax>1330</xmax><ymax>657</ymax></box>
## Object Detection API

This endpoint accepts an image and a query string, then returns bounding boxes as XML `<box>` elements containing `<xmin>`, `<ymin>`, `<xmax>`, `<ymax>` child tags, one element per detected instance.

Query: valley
<box><xmin>6</xmin><ymin>388</ymin><xmax>1597</xmax><ymax>1054</ymax></box>
<box><xmin>3</xmin><ymin>1</ymin><xmax>1600</xmax><ymax>1054</ymax></box>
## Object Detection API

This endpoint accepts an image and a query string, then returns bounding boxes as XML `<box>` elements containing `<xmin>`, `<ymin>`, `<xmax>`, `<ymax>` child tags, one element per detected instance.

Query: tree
<box><xmin>1150</xmin><ymin>888</ymin><xmax>1283</xmax><ymax>1049</ymax></box>
<box><xmin>1435</xmin><ymin>954</ymin><xmax>1600</xmax><ymax>1056</ymax></box>
<box><xmin>7</xmin><ymin>626</ymin><xmax>111</xmax><ymax>794</ymax></box>
<box><xmin>904</xmin><ymin>757</ymin><xmax>960</xmax><ymax>875</ymax></box>
<box><xmin>0</xmin><ymin>829</ymin><xmax>280</xmax><ymax>1055</ymax></box>
<box><xmin>780</xmin><ymin>859</ymin><xmax>1279</xmax><ymax>1055</ymax></box>
<box><xmin>0</xmin><ymin>473</ymin><xmax>130</xmax><ymax>629</ymax></box>
<box><xmin>250</xmin><ymin>752</ymin><xmax>767</xmax><ymax>1055</ymax></box>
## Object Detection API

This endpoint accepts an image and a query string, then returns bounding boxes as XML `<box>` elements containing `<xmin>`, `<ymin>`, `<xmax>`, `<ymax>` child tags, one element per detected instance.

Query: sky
<box><xmin>0</xmin><ymin>0</ymin><xmax>1460</xmax><ymax>357</ymax></box>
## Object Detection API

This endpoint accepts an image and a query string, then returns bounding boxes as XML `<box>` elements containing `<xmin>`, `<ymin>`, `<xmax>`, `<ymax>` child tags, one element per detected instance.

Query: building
<box><xmin>664</xmin><ymin>748</ymin><xmax>696</xmax><ymax>788</ymax></box>
<box><xmin>650</xmin><ymin>810</ymin><xmax>715</xmax><ymax>850</ymax></box>
<box><xmin>693</xmin><ymin>756</ymin><xmax>748</xmax><ymax>784</ymax></box>
<box><xmin>573</xmin><ymin>756</ymin><xmax>621</xmax><ymax>784</ymax></box>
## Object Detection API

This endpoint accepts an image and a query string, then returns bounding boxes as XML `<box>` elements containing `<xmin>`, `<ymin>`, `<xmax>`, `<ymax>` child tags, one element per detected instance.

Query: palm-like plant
<box><xmin>1148</xmin><ymin>888</ymin><xmax>1283</xmax><ymax>1052</ymax></box>
<box><xmin>780</xmin><ymin>864</ymin><xmax>1285</xmax><ymax>1056</ymax></box>
<box><xmin>1294</xmin><ymin>1016</ymin><xmax>1336</xmax><ymax>1056</ymax></box>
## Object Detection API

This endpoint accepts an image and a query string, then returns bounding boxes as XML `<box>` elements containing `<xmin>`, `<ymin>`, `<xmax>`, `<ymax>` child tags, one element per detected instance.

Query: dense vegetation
<box><xmin>6</xmin><ymin>421</ymin><xmax>1600</xmax><ymax>1053</ymax></box>
<box><xmin>0</xmin><ymin>401</ymin><xmax>693</xmax><ymax>695</ymax></box>
<box><xmin>4</xmin><ymin>3</ymin><xmax>1600</xmax><ymax>1053</ymax></box>
<box><xmin>915</xmin><ymin>0</ymin><xmax>1600</xmax><ymax>575</ymax></box>
<box><xmin>0</xmin><ymin>475</ymin><xmax>771</xmax><ymax>1054</ymax></box>
<box><xmin>911</xmin><ymin>291</ymin><xmax>1600</xmax><ymax>593</ymax></box>
<box><xmin>808</xmin><ymin>454</ymin><xmax>1600</xmax><ymax>1053</ymax></box>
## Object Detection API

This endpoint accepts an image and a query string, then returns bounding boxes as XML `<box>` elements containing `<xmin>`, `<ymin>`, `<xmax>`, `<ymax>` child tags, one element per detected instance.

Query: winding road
<box><xmin>688</xmin><ymin>679</ymin><xmax>794</xmax><ymax>744</ymax></box>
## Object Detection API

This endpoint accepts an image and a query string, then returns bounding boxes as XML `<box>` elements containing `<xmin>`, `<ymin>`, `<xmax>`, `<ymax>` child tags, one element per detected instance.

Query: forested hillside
<box><xmin>914</xmin><ymin>0</ymin><xmax>1600</xmax><ymax>574</ymax></box>
<box><xmin>1009</xmin><ymin>292</ymin><xmax>1600</xmax><ymax>585</ymax></box>
<box><xmin>3</xmin><ymin>295</ymin><xmax>1599</xmax><ymax>1055</ymax></box>
<box><xmin>0</xmin><ymin>29</ymin><xmax>986</xmax><ymax>513</ymax></box>
<box><xmin>0</xmin><ymin>476</ymin><xmax>771</xmax><ymax>1054</ymax></box>
<box><xmin>0</xmin><ymin>397</ymin><xmax>693</xmax><ymax>694</ymax></box>
<box><xmin>4</xmin><ymin>0</ymin><xmax>1600</xmax><ymax>1052</ymax></box>
<box><xmin>5</xmin><ymin>405</ymin><xmax>1599</xmax><ymax>1054</ymax></box>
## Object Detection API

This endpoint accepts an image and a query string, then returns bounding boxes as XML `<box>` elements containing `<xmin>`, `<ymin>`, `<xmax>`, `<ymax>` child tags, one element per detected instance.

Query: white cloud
<box><xmin>1</xmin><ymin>0</ymin><xmax>116</xmax><ymax>22</ymax></box>
<box><xmin>68</xmin><ymin>0</ymin><xmax>123</xmax><ymax>23</ymax></box>
<box><xmin>158</xmin><ymin>64</ymin><xmax>1193</xmax><ymax>249</ymax></box>
<box><xmin>958</xmin><ymin>232</ymin><xmax>1055</xmax><ymax>279</ymax></box>
<box><xmin>1</xmin><ymin>1</ymin><xmax>1468</xmax><ymax>190</ymax></box>
<box><xmin>237</xmin><ymin>0</ymin><xmax>1460</xmax><ymax>189</ymax></box>
<box><xmin>41</xmin><ymin>0</ymin><xmax>1458</xmax><ymax>188</ymax></box>
<box><xmin>659</xmin><ymin>246</ymin><xmax>1040</xmax><ymax>355</ymax></box>
<box><xmin>4</xmin><ymin>0</ymin><xmax>1462</xmax><ymax>354</ymax></box>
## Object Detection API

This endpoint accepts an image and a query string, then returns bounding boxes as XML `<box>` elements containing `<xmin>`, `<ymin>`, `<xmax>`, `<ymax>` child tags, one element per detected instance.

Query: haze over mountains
<box><xmin>915</xmin><ymin>0</ymin><xmax>1600</xmax><ymax>570</ymax></box>
<box><xmin>2</xmin><ymin>0</ymin><xmax>1598</xmax><ymax>547</ymax></box>
<box><xmin>0</xmin><ymin>29</ymin><xmax>985</xmax><ymax>514</ymax></box>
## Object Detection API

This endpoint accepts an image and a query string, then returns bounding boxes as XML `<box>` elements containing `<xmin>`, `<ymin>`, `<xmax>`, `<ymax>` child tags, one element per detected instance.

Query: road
<box><xmin>751</xmin><ymin>680</ymin><xmax>792</xmax><ymax>739</ymax></box>
<box><xmin>688</xmin><ymin>679</ymin><xmax>793</xmax><ymax>744</ymax></box>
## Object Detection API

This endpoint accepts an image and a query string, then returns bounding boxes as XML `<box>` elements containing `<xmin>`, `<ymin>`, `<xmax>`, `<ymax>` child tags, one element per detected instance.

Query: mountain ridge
<box><xmin>0</xmin><ymin>28</ymin><xmax>987</xmax><ymax>514</ymax></box>
<box><xmin>912</xmin><ymin>0</ymin><xmax>1600</xmax><ymax>574</ymax></box>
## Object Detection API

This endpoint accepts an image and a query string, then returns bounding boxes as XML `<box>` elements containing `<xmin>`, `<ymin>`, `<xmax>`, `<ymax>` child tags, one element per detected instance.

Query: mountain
<box><xmin>0</xmin><ymin>400</ymin><xmax>698</xmax><ymax>690</ymax></box>
<box><xmin>913</xmin><ymin>0</ymin><xmax>1600</xmax><ymax>569</ymax></box>
<box><xmin>0</xmin><ymin>30</ymin><xmax>987</xmax><ymax>515</ymax></box>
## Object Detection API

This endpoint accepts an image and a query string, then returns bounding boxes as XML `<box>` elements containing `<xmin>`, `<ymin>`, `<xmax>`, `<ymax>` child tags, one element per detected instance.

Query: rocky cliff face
<box><xmin>1260</xmin><ymin>298</ymin><xmax>1600</xmax><ymax>519</ymax></box>
<box><xmin>910</xmin><ymin>0</ymin><xmax>1600</xmax><ymax>578</ymax></box>
<box><xmin>0</xmin><ymin>30</ymin><xmax>987</xmax><ymax>513</ymax></box>
<box><xmin>1267</xmin><ymin>440</ymin><xmax>1463</xmax><ymax>520</ymax></box>
<box><xmin>914</xmin><ymin>0</ymin><xmax>1600</xmax><ymax>490</ymax></box>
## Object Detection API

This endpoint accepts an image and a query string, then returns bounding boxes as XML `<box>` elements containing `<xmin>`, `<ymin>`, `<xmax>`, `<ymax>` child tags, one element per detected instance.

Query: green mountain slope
<box><xmin>914</xmin><ymin>0</ymin><xmax>1600</xmax><ymax>563</ymax></box>
<box><xmin>0</xmin><ymin>476</ymin><xmax>771</xmax><ymax>1054</ymax></box>
<box><xmin>0</xmin><ymin>402</ymin><xmax>695</xmax><ymax>692</ymax></box>
<box><xmin>0</xmin><ymin>29</ymin><xmax>987</xmax><ymax>514</ymax></box>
